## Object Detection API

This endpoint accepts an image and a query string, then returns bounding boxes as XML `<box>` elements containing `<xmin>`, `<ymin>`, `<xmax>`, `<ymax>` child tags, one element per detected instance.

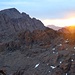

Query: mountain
<box><xmin>58</xmin><ymin>26</ymin><xmax>75</xmax><ymax>45</ymax></box>
<box><xmin>0</xmin><ymin>8</ymin><xmax>45</xmax><ymax>42</ymax></box>
<box><xmin>0</xmin><ymin>8</ymin><xmax>45</xmax><ymax>32</ymax></box>
<box><xmin>58</xmin><ymin>26</ymin><xmax>75</xmax><ymax>33</ymax></box>
<box><xmin>0</xmin><ymin>8</ymin><xmax>75</xmax><ymax>75</ymax></box>
<box><xmin>47</xmin><ymin>25</ymin><xmax>62</xmax><ymax>30</ymax></box>
<box><xmin>58</xmin><ymin>27</ymin><xmax>70</xmax><ymax>33</ymax></box>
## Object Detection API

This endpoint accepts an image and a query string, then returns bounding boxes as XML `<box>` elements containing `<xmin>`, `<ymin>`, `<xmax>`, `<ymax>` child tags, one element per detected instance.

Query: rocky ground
<box><xmin>0</xmin><ymin>36</ymin><xmax>75</xmax><ymax>75</ymax></box>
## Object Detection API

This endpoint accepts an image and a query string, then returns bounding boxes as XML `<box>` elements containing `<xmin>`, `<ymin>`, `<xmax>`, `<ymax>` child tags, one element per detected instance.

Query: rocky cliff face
<box><xmin>0</xmin><ymin>8</ymin><xmax>45</xmax><ymax>31</ymax></box>
<box><xmin>0</xmin><ymin>8</ymin><xmax>45</xmax><ymax>42</ymax></box>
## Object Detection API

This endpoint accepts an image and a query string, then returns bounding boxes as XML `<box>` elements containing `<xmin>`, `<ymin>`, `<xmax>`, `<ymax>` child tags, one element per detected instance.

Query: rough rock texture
<box><xmin>0</xmin><ymin>8</ymin><xmax>45</xmax><ymax>42</ymax></box>
<box><xmin>0</xmin><ymin>37</ymin><xmax>75</xmax><ymax>75</ymax></box>
<box><xmin>58</xmin><ymin>26</ymin><xmax>75</xmax><ymax>33</ymax></box>
<box><xmin>18</xmin><ymin>28</ymin><xmax>59</xmax><ymax>47</ymax></box>
<box><xmin>0</xmin><ymin>8</ymin><xmax>75</xmax><ymax>75</ymax></box>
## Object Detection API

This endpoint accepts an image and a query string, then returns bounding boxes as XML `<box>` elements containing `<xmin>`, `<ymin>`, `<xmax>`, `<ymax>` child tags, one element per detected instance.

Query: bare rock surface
<box><xmin>0</xmin><ymin>8</ymin><xmax>45</xmax><ymax>42</ymax></box>
<box><xmin>0</xmin><ymin>8</ymin><xmax>75</xmax><ymax>75</ymax></box>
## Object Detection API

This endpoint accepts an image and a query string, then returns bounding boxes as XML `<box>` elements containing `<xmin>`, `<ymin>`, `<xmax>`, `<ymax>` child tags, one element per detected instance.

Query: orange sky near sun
<box><xmin>42</xmin><ymin>12</ymin><xmax>75</xmax><ymax>27</ymax></box>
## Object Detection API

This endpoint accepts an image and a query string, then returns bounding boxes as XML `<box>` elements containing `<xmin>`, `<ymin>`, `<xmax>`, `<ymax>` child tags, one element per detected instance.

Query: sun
<box><xmin>67</xmin><ymin>18</ymin><xmax>75</xmax><ymax>26</ymax></box>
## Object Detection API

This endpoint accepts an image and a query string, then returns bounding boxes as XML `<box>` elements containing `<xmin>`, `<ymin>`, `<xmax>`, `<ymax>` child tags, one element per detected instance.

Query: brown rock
<box><xmin>60</xmin><ymin>57</ymin><xmax>71</xmax><ymax>73</ymax></box>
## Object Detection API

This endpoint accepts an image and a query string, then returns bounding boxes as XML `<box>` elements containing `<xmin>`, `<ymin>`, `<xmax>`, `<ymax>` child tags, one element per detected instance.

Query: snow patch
<box><xmin>65</xmin><ymin>39</ymin><xmax>69</xmax><ymax>43</ymax></box>
<box><xmin>58</xmin><ymin>44</ymin><xmax>62</xmax><ymax>46</ymax></box>
<box><xmin>66</xmin><ymin>73</ymin><xmax>67</xmax><ymax>75</ymax></box>
<box><xmin>60</xmin><ymin>61</ymin><xmax>62</xmax><ymax>64</ymax></box>
<box><xmin>50</xmin><ymin>66</ymin><xmax>56</xmax><ymax>69</ymax></box>
<box><xmin>74</xmin><ymin>47</ymin><xmax>75</xmax><ymax>49</ymax></box>
<box><xmin>71</xmin><ymin>59</ymin><xmax>74</xmax><ymax>62</ymax></box>
<box><xmin>35</xmin><ymin>63</ymin><xmax>40</xmax><ymax>68</ymax></box>
<box><xmin>53</xmin><ymin>51</ymin><xmax>55</xmax><ymax>53</ymax></box>
<box><xmin>65</xmin><ymin>40</ymin><xmax>69</xmax><ymax>43</ymax></box>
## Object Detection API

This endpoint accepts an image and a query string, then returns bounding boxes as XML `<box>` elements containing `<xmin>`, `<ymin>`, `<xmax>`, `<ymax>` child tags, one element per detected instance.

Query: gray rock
<box><xmin>0</xmin><ymin>8</ymin><xmax>45</xmax><ymax>42</ymax></box>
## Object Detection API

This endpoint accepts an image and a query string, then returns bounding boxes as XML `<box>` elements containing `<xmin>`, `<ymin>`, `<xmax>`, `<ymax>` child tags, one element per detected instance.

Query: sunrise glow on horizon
<box><xmin>42</xmin><ymin>17</ymin><xmax>75</xmax><ymax>27</ymax></box>
<box><xmin>42</xmin><ymin>12</ymin><xmax>75</xmax><ymax>27</ymax></box>
<box><xmin>41</xmin><ymin>11</ymin><xmax>75</xmax><ymax>27</ymax></box>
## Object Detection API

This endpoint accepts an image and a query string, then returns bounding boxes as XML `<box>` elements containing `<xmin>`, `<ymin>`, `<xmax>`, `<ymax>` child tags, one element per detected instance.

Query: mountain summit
<box><xmin>0</xmin><ymin>8</ymin><xmax>45</xmax><ymax>41</ymax></box>
<box><xmin>0</xmin><ymin>8</ymin><xmax>21</xmax><ymax>19</ymax></box>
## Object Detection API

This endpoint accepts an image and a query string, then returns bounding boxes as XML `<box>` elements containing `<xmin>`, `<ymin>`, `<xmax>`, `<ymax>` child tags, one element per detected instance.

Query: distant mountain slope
<box><xmin>47</xmin><ymin>25</ymin><xmax>62</xmax><ymax>30</ymax></box>
<box><xmin>58</xmin><ymin>26</ymin><xmax>75</xmax><ymax>33</ymax></box>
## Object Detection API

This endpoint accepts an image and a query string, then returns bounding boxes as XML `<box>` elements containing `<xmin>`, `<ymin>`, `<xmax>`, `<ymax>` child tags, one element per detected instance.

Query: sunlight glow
<box><xmin>42</xmin><ymin>17</ymin><xmax>75</xmax><ymax>27</ymax></box>
<box><xmin>66</xmin><ymin>25</ymin><xmax>75</xmax><ymax>33</ymax></box>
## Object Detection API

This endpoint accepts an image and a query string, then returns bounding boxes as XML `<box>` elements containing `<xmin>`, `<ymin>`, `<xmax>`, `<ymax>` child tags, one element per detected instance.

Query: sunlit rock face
<box><xmin>58</xmin><ymin>26</ymin><xmax>75</xmax><ymax>45</ymax></box>
<box><xmin>67</xmin><ymin>26</ymin><xmax>75</xmax><ymax>33</ymax></box>
<box><xmin>58</xmin><ymin>26</ymin><xmax>75</xmax><ymax>33</ymax></box>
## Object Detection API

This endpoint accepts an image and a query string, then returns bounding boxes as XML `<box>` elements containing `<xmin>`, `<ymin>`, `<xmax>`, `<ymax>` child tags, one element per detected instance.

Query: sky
<box><xmin>0</xmin><ymin>0</ymin><xmax>75</xmax><ymax>27</ymax></box>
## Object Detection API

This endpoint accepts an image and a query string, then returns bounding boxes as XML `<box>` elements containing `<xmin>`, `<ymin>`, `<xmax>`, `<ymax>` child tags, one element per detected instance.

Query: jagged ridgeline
<box><xmin>0</xmin><ymin>8</ymin><xmax>46</xmax><ymax>42</ymax></box>
<box><xmin>0</xmin><ymin>8</ymin><xmax>59</xmax><ymax>50</ymax></box>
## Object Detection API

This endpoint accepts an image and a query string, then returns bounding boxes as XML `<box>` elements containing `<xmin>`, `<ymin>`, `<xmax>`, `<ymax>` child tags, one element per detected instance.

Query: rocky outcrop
<box><xmin>17</xmin><ymin>28</ymin><xmax>59</xmax><ymax>47</ymax></box>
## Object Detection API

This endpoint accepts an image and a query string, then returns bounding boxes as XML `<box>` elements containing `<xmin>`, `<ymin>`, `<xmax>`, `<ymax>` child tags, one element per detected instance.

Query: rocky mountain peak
<box><xmin>0</xmin><ymin>8</ymin><xmax>22</xmax><ymax>19</ymax></box>
<box><xmin>22</xmin><ymin>12</ymin><xmax>30</xmax><ymax>18</ymax></box>
<box><xmin>0</xmin><ymin>8</ymin><xmax>46</xmax><ymax>42</ymax></box>
<box><xmin>0</xmin><ymin>8</ymin><xmax>75</xmax><ymax>75</ymax></box>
